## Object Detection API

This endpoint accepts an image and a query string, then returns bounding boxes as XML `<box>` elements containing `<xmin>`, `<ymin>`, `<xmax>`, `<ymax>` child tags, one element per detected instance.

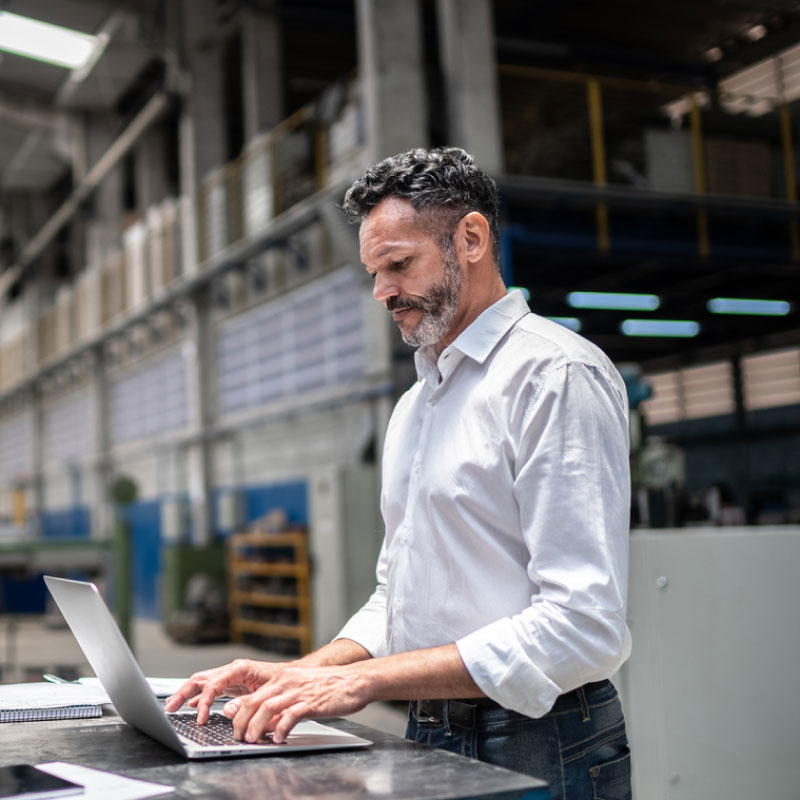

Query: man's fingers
<box><xmin>166</xmin><ymin>660</ymin><xmax>280</xmax><ymax>723</ymax></box>
<box><xmin>165</xmin><ymin>679</ymin><xmax>203</xmax><ymax>711</ymax></box>
<box><xmin>231</xmin><ymin>695</ymin><xmax>258</xmax><ymax>741</ymax></box>
<box><xmin>244</xmin><ymin>703</ymin><xmax>277</xmax><ymax>743</ymax></box>
<box><xmin>231</xmin><ymin>693</ymin><xmax>284</xmax><ymax>743</ymax></box>
<box><xmin>271</xmin><ymin>703</ymin><xmax>308</xmax><ymax>744</ymax></box>
<box><xmin>194</xmin><ymin>682</ymin><xmax>225</xmax><ymax>725</ymax></box>
<box><xmin>223</xmin><ymin>698</ymin><xmax>241</xmax><ymax>717</ymax></box>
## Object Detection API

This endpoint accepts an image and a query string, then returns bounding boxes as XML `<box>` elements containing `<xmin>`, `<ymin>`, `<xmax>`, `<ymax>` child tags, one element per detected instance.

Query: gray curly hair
<box><xmin>342</xmin><ymin>147</ymin><xmax>500</xmax><ymax>261</ymax></box>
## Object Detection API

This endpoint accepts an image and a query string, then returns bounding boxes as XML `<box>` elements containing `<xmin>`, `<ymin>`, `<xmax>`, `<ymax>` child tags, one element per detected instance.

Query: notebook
<box><xmin>0</xmin><ymin>683</ymin><xmax>104</xmax><ymax>723</ymax></box>
<box><xmin>44</xmin><ymin>576</ymin><xmax>372</xmax><ymax>759</ymax></box>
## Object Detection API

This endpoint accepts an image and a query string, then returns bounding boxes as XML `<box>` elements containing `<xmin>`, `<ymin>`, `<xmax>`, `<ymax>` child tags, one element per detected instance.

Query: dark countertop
<box><xmin>1</xmin><ymin>710</ymin><xmax>549</xmax><ymax>799</ymax></box>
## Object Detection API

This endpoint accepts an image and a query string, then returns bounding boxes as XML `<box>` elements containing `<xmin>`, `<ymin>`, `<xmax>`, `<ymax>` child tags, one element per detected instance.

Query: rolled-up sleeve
<box><xmin>457</xmin><ymin>361</ymin><xmax>632</xmax><ymax>718</ymax></box>
<box><xmin>334</xmin><ymin>537</ymin><xmax>390</xmax><ymax>658</ymax></box>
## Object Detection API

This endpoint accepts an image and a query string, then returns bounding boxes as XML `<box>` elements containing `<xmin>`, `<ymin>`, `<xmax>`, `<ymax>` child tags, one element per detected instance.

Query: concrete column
<box><xmin>84</xmin><ymin>116</ymin><xmax>123</xmax><ymax>268</ymax></box>
<box><xmin>22</xmin><ymin>284</ymin><xmax>40</xmax><ymax>379</ymax></box>
<box><xmin>30</xmin><ymin>387</ymin><xmax>44</xmax><ymax>536</ymax></box>
<box><xmin>134</xmin><ymin>128</ymin><xmax>170</xmax><ymax>212</ymax></box>
<box><xmin>27</xmin><ymin>193</ymin><xmax>60</xmax><ymax>282</ymax></box>
<box><xmin>436</xmin><ymin>0</ymin><xmax>503</xmax><ymax>172</ymax></box>
<box><xmin>89</xmin><ymin>346</ymin><xmax>112</xmax><ymax>539</ymax></box>
<box><xmin>183</xmin><ymin>288</ymin><xmax>215</xmax><ymax>545</ymax></box>
<box><xmin>62</xmin><ymin>114</ymin><xmax>87</xmax><ymax>181</ymax></box>
<box><xmin>179</xmin><ymin>0</ymin><xmax>226</xmax><ymax>195</ymax></box>
<box><xmin>241</xmin><ymin>7</ymin><xmax>284</xmax><ymax>140</ymax></box>
<box><xmin>178</xmin><ymin>0</ymin><xmax>226</xmax><ymax>275</ymax></box>
<box><xmin>355</xmin><ymin>0</ymin><xmax>429</xmax><ymax>161</ymax></box>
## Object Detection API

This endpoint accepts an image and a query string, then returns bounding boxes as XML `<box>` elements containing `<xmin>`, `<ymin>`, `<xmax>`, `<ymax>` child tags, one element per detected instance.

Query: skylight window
<box><xmin>641</xmin><ymin>361</ymin><xmax>736</xmax><ymax>424</ymax></box>
<box><xmin>0</xmin><ymin>11</ymin><xmax>97</xmax><ymax>70</ymax></box>
<box><xmin>742</xmin><ymin>347</ymin><xmax>800</xmax><ymax>410</ymax></box>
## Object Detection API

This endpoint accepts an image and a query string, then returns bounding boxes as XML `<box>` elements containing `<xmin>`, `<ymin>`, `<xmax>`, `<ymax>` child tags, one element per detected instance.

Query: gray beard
<box><xmin>398</xmin><ymin>247</ymin><xmax>463</xmax><ymax>349</ymax></box>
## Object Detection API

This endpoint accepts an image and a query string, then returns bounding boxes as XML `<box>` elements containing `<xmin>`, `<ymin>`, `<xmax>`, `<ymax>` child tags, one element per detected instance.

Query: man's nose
<box><xmin>372</xmin><ymin>272</ymin><xmax>398</xmax><ymax>304</ymax></box>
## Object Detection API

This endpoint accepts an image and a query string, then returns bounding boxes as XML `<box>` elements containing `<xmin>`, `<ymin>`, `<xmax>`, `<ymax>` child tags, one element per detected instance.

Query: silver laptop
<box><xmin>44</xmin><ymin>576</ymin><xmax>372</xmax><ymax>759</ymax></box>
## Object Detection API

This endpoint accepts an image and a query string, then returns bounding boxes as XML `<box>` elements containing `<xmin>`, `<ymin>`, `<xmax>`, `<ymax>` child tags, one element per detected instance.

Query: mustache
<box><xmin>387</xmin><ymin>296</ymin><xmax>430</xmax><ymax>312</ymax></box>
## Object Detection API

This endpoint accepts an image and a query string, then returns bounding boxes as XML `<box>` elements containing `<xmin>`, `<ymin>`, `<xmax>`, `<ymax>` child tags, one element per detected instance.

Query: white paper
<box><xmin>37</xmin><ymin>762</ymin><xmax>173</xmax><ymax>800</ymax></box>
<box><xmin>140</xmin><ymin>678</ymin><xmax>187</xmax><ymax>698</ymax></box>
<box><xmin>0</xmin><ymin>683</ymin><xmax>110</xmax><ymax>710</ymax></box>
<box><xmin>77</xmin><ymin>677</ymin><xmax>186</xmax><ymax>699</ymax></box>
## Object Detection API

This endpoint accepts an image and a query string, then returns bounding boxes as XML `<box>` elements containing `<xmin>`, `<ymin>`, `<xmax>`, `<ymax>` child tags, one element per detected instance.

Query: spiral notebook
<box><xmin>0</xmin><ymin>682</ymin><xmax>107</xmax><ymax>723</ymax></box>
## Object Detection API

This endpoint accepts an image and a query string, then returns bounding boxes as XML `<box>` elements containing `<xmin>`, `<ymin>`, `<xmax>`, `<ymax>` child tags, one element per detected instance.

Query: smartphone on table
<box><xmin>0</xmin><ymin>765</ymin><xmax>82</xmax><ymax>799</ymax></box>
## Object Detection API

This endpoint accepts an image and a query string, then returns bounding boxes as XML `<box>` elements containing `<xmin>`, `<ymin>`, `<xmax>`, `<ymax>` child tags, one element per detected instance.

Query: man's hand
<box><xmin>165</xmin><ymin>659</ymin><xmax>287</xmax><ymax>724</ymax></box>
<box><xmin>223</xmin><ymin>664</ymin><xmax>371</xmax><ymax>743</ymax></box>
<box><xmin>165</xmin><ymin>641</ymin><xmax>479</xmax><ymax>744</ymax></box>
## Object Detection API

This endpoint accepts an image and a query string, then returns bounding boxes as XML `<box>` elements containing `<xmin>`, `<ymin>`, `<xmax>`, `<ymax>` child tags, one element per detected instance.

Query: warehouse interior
<box><xmin>0</xmin><ymin>1</ymin><xmax>799</xmax><ymax>798</ymax></box>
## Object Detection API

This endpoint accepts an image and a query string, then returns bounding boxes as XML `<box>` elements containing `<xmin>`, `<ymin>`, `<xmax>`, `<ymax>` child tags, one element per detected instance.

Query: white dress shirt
<box><xmin>337</xmin><ymin>290</ymin><xmax>632</xmax><ymax>719</ymax></box>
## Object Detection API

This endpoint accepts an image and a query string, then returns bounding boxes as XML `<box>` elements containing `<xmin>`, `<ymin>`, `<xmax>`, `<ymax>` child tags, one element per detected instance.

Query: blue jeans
<box><xmin>406</xmin><ymin>681</ymin><xmax>631</xmax><ymax>800</ymax></box>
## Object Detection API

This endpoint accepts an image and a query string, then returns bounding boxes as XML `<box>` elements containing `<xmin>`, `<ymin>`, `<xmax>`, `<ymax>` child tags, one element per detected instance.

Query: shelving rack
<box><xmin>227</xmin><ymin>529</ymin><xmax>311</xmax><ymax>655</ymax></box>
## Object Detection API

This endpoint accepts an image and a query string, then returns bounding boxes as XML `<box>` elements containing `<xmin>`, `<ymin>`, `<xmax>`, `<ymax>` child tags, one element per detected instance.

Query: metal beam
<box><xmin>586</xmin><ymin>77</ymin><xmax>609</xmax><ymax>252</ymax></box>
<box><xmin>497</xmin><ymin>174</ymin><xmax>800</xmax><ymax>219</ymax></box>
<box><xmin>0</xmin><ymin>98</ymin><xmax>58</xmax><ymax>130</ymax></box>
<box><xmin>0</xmin><ymin>91</ymin><xmax>172</xmax><ymax>299</ymax></box>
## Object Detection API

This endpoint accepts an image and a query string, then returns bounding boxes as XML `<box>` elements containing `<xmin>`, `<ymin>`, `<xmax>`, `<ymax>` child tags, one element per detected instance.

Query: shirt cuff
<box><xmin>334</xmin><ymin>613</ymin><xmax>389</xmax><ymax>659</ymax></box>
<box><xmin>456</xmin><ymin>618</ymin><xmax>563</xmax><ymax>719</ymax></box>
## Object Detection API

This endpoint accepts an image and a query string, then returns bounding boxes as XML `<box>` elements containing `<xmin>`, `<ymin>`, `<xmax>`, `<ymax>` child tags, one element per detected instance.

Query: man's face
<box><xmin>359</xmin><ymin>197</ymin><xmax>463</xmax><ymax>348</ymax></box>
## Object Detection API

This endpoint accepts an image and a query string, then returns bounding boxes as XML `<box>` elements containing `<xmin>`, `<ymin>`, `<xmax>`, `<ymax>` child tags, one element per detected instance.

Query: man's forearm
<box><xmin>349</xmin><ymin>643</ymin><xmax>483</xmax><ymax>702</ymax></box>
<box><xmin>295</xmin><ymin>637</ymin><xmax>373</xmax><ymax>668</ymax></box>
<box><xmin>218</xmin><ymin>641</ymin><xmax>487</xmax><ymax>743</ymax></box>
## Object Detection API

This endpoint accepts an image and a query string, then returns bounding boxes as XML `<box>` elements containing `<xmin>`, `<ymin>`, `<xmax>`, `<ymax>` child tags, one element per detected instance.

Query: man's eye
<box><xmin>392</xmin><ymin>258</ymin><xmax>408</xmax><ymax>269</ymax></box>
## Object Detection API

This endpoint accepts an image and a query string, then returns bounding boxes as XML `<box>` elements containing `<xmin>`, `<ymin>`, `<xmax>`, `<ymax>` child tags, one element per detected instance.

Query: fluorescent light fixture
<box><xmin>707</xmin><ymin>297</ymin><xmax>791</xmax><ymax>316</ymax></box>
<box><xmin>621</xmin><ymin>319</ymin><xmax>700</xmax><ymax>338</ymax></box>
<box><xmin>548</xmin><ymin>317</ymin><xmax>582</xmax><ymax>332</ymax></box>
<box><xmin>508</xmin><ymin>286</ymin><xmax>531</xmax><ymax>301</ymax></box>
<box><xmin>567</xmin><ymin>291</ymin><xmax>660</xmax><ymax>311</ymax></box>
<box><xmin>0</xmin><ymin>11</ymin><xmax>97</xmax><ymax>69</ymax></box>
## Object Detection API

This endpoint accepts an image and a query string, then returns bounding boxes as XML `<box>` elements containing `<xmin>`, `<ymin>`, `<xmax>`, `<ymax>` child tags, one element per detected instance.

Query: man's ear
<box><xmin>459</xmin><ymin>212</ymin><xmax>491</xmax><ymax>264</ymax></box>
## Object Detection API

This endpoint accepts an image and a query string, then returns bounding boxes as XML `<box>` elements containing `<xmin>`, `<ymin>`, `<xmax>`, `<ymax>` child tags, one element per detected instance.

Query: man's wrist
<box><xmin>343</xmin><ymin>658</ymin><xmax>384</xmax><ymax>705</ymax></box>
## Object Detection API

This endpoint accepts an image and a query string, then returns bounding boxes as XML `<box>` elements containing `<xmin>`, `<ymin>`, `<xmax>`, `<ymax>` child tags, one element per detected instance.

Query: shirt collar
<box><xmin>414</xmin><ymin>290</ymin><xmax>531</xmax><ymax>382</ymax></box>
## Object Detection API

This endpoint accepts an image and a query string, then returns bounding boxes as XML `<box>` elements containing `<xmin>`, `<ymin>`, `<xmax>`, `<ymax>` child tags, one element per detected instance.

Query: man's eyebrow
<box><xmin>363</xmin><ymin>245</ymin><xmax>403</xmax><ymax>265</ymax></box>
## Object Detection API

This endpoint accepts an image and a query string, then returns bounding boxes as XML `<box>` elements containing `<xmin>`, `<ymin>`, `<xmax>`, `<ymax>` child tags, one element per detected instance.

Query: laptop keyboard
<box><xmin>168</xmin><ymin>713</ymin><xmax>274</xmax><ymax>746</ymax></box>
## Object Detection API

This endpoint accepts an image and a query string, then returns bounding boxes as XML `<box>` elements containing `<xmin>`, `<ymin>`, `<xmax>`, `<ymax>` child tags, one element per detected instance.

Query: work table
<box><xmin>1</xmin><ymin>711</ymin><xmax>548</xmax><ymax>799</ymax></box>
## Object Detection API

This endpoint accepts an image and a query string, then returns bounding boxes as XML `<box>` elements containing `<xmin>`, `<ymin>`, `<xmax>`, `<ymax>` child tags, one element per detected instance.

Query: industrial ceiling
<box><xmin>0</xmin><ymin>0</ymin><xmax>798</xmax><ymax>370</ymax></box>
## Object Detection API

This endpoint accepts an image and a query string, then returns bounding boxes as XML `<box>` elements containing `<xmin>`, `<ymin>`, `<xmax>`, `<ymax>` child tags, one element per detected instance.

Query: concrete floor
<box><xmin>0</xmin><ymin>612</ymin><xmax>408</xmax><ymax>738</ymax></box>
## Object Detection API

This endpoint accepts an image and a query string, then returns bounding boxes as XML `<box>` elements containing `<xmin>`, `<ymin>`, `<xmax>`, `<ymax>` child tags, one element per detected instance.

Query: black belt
<box><xmin>414</xmin><ymin>680</ymin><xmax>610</xmax><ymax>729</ymax></box>
<box><xmin>414</xmin><ymin>696</ymin><xmax>501</xmax><ymax>729</ymax></box>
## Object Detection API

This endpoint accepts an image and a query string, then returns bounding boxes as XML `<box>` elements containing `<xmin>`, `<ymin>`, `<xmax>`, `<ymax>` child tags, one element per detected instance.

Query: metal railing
<box><xmin>498</xmin><ymin>64</ymin><xmax>800</xmax><ymax>258</ymax></box>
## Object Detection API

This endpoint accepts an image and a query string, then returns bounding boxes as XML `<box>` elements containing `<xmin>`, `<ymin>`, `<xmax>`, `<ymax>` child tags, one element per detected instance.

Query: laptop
<box><xmin>44</xmin><ymin>576</ymin><xmax>372</xmax><ymax>759</ymax></box>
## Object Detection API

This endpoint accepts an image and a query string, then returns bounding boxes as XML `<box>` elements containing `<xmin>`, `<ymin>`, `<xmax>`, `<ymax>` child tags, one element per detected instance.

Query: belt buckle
<box><xmin>414</xmin><ymin>700</ymin><xmax>442</xmax><ymax>724</ymax></box>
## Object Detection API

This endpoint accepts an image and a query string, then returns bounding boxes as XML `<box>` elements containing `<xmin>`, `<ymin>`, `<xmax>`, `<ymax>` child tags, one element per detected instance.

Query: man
<box><xmin>167</xmin><ymin>147</ymin><xmax>632</xmax><ymax>798</ymax></box>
